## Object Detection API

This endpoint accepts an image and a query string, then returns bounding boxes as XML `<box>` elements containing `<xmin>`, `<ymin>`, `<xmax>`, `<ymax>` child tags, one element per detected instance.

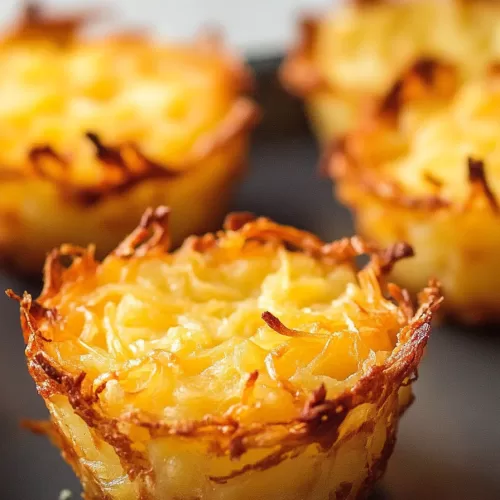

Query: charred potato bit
<box><xmin>326</xmin><ymin>65</ymin><xmax>500</xmax><ymax>324</ymax></box>
<box><xmin>9</xmin><ymin>207</ymin><xmax>441</xmax><ymax>499</ymax></box>
<box><xmin>280</xmin><ymin>0</ymin><xmax>500</xmax><ymax>141</ymax></box>
<box><xmin>0</xmin><ymin>5</ymin><xmax>259</xmax><ymax>275</ymax></box>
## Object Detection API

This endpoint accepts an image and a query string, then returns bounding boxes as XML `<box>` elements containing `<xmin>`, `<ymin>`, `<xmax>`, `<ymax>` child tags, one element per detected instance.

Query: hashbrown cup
<box><xmin>325</xmin><ymin>59</ymin><xmax>500</xmax><ymax>324</ymax></box>
<box><xmin>0</xmin><ymin>5</ymin><xmax>260</xmax><ymax>276</ymax></box>
<box><xmin>280</xmin><ymin>0</ymin><xmax>500</xmax><ymax>142</ymax></box>
<box><xmin>9</xmin><ymin>206</ymin><xmax>441</xmax><ymax>499</ymax></box>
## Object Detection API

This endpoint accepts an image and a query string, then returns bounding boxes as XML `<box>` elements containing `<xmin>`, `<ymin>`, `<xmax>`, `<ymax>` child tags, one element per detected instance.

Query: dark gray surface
<box><xmin>1</xmin><ymin>137</ymin><xmax>500</xmax><ymax>500</ymax></box>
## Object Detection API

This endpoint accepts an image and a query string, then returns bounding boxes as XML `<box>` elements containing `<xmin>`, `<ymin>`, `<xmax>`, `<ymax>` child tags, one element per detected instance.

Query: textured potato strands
<box><xmin>16</xmin><ymin>220</ymin><xmax>433</xmax><ymax>386</ymax></box>
<box><xmin>8</xmin><ymin>291</ymin><xmax>157</xmax><ymax>492</ymax></box>
<box><xmin>8</xmin><ymin>206</ymin><xmax>442</xmax><ymax>496</ymax></box>
<box><xmin>318</xmin><ymin>25</ymin><xmax>500</xmax><ymax>324</ymax></box>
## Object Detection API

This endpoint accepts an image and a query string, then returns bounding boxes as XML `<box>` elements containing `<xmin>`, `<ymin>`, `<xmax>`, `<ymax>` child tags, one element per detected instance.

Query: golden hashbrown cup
<box><xmin>9</xmin><ymin>207</ymin><xmax>441</xmax><ymax>499</ymax></box>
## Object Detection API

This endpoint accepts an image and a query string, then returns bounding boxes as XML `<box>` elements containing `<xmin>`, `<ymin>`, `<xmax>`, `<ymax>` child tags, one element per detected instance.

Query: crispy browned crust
<box><xmin>7</xmin><ymin>206</ymin><xmax>442</xmax><ymax>494</ymax></box>
<box><xmin>280</xmin><ymin>12</ymin><xmax>456</xmax><ymax>100</ymax></box>
<box><xmin>326</xmin><ymin>136</ymin><xmax>452</xmax><ymax>211</ymax></box>
<box><xmin>0</xmin><ymin>4</ymin><xmax>260</xmax><ymax>207</ymax></box>
<box><xmin>113</xmin><ymin>206</ymin><xmax>171</xmax><ymax>258</ymax></box>
<box><xmin>466</xmin><ymin>157</ymin><xmax>499</xmax><ymax>213</ymax></box>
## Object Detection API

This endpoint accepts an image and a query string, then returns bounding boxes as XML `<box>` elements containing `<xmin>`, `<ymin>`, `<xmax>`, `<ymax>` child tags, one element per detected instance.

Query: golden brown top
<box><xmin>283</xmin><ymin>0</ymin><xmax>500</xmax><ymax>99</ymax></box>
<box><xmin>0</xmin><ymin>5</ymin><xmax>258</xmax><ymax>198</ymax></box>
<box><xmin>12</xmin><ymin>208</ymin><xmax>441</xmax><ymax>435</ymax></box>
<box><xmin>328</xmin><ymin>63</ymin><xmax>500</xmax><ymax>210</ymax></box>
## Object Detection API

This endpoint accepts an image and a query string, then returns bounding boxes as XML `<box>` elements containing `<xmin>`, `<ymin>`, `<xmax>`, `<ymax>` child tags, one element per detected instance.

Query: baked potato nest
<box><xmin>9</xmin><ymin>207</ymin><xmax>441</xmax><ymax>499</ymax></box>
<box><xmin>280</xmin><ymin>0</ymin><xmax>500</xmax><ymax>140</ymax></box>
<box><xmin>325</xmin><ymin>59</ymin><xmax>500</xmax><ymax>323</ymax></box>
<box><xmin>0</xmin><ymin>4</ymin><xmax>259</xmax><ymax>274</ymax></box>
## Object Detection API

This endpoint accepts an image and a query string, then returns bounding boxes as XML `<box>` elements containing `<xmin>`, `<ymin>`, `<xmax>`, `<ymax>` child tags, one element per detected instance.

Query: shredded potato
<box><xmin>38</xmin><ymin>230</ymin><xmax>401</xmax><ymax>422</ymax></box>
<box><xmin>0</xmin><ymin>6</ymin><xmax>259</xmax><ymax>275</ymax></box>
<box><xmin>11</xmin><ymin>207</ymin><xmax>441</xmax><ymax>499</ymax></box>
<box><xmin>281</xmin><ymin>0</ymin><xmax>500</xmax><ymax>140</ymax></box>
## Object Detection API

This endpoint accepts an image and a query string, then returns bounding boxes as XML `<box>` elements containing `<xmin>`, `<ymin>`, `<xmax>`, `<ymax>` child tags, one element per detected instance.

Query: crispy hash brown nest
<box><xmin>280</xmin><ymin>0</ymin><xmax>500</xmax><ymax>141</ymax></box>
<box><xmin>9</xmin><ymin>207</ymin><xmax>441</xmax><ymax>499</ymax></box>
<box><xmin>325</xmin><ymin>58</ymin><xmax>500</xmax><ymax>324</ymax></box>
<box><xmin>0</xmin><ymin>5</ymin><xmax>259</xmax><ymax>275</ymax></box>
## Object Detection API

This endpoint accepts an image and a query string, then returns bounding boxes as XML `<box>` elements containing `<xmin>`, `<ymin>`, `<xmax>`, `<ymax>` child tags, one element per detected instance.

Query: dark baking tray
<box><xmin>1</xmin><ymin>57</ymin><xmax>499</xmax><ymax>500</ymax></box>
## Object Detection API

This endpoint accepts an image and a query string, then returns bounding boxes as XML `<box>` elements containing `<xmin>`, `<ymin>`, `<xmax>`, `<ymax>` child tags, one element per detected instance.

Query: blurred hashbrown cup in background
<box><xmin>325</xmin><ymin>58</ymin><xmax>500</xmax><ymax>324</ymax></box>
<box><xmin>0</xmin><ymin>5</ymin><xmax>260</xmax><ymax>276</ymax></box>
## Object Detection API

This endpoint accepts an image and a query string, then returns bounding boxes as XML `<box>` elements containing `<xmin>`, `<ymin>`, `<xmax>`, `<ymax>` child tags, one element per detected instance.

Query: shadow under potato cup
<box><xmin>9</xmin><ymin>206</ymin><xmax>441</xmax><ymax>500</ymax></box>
<box><xmin>325</xmin><ymin>59</ymin><xmax>500</xmax><ymax>325</ymax></box>
<box><xmin>280</xmin><ymin>0</ymin><xmax>500</xmax><ymax>143</ymax></box>
<box><xmin>0</xmin><ymin>5</ymin><xmax>260</xmax><ymax>276</ymax></box>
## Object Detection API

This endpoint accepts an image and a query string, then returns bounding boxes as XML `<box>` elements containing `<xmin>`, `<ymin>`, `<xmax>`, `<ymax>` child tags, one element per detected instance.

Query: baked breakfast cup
<box><xmin>325</xmin><ymin>61</ymin><xmax>500</xmax><ymax>324</ymax></box>
<box><xmin>9</xmin><ymin>207</ymin><xmax>441</xmax><ymax>500</ymax></box>
<box><xmin>280</xmin><ymin>0</ymin><xmax>500</xmax><ymax>142</ymax></box>
<box><xmin>0</xmin><ymin>5</ymin><xmax>259</xmax><ymax>275</ymax></box>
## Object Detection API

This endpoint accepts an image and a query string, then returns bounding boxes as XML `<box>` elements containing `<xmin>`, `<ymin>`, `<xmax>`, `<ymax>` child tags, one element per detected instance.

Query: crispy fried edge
<box><xmin>7</xmin><ymin>206</ymin><xmax>442</xmax><ymax>491</ymax></box>
<box><xmin>0</xmin><ymin>4</ymin><xmax>260</xmax><ymax>206</ymax></box>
